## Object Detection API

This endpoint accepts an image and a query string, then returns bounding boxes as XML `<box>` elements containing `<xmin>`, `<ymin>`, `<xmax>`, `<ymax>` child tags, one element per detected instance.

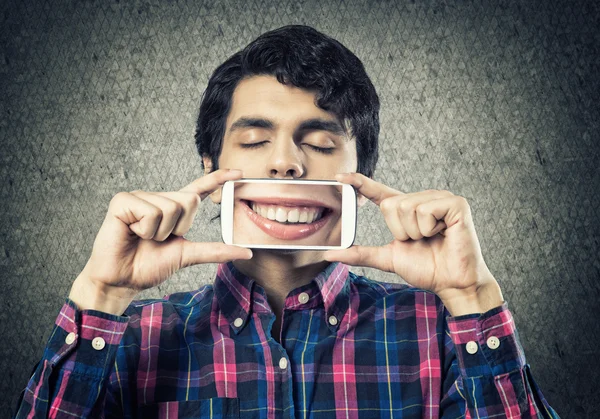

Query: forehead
<box><xmin>225</xmin><ymin>75</ymin><xmax>337</xmax><ymax>129</ymax></box>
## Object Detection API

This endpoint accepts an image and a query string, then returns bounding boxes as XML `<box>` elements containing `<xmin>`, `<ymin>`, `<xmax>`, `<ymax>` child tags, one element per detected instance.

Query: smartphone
<box><xmin>221</xmin><ymin>178</ymin><xmax>357</xmax><ymax>250</ymax></box>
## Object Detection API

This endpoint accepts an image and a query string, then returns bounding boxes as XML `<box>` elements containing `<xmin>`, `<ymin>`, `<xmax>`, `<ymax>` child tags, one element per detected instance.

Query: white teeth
<box><xmin>250</xmin><ymin>201</ymin><xmax>325</xmax><ymax>224</ymax></box>
<box><xmin>313</xmin><ymin>209</ymin><xmax>323</xmax><ymax>222</ymax></box>
<box><xmin>275</xmin><ymin>208</ymin><xmax>287</xmax><ymax>222</ymax></box>
<box><xmin>313</xmin><ymin>210</ymin><xmax>323</xmax><ymax>222</ymax></box>
<box><xmin>288</xmin><ymin>209</ymin><xmax>300</xmax><ymax>223</ymax></box>
<box><xmin>298</xmin><ymin>211</ymin><xmax>308</xmax><ymax>222</ymax></box>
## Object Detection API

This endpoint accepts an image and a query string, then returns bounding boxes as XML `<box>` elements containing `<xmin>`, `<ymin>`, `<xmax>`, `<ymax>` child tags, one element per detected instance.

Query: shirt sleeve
<box><xmin>14</xmin><ymin>298</ymin><xmax>129</xmax><ymax>418</ymax></box>
<box><xmin>439</xmin><ymin>302</ymin><xmax>561</xmax><ymax>418</ymax></box>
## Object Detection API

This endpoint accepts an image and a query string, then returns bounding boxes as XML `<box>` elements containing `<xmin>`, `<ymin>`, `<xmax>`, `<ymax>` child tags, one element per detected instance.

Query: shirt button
<box><xmin>92</xmin><ymin>337</ymin><xmax>106</xmax><ymax>351</ymax></box>
<box><xmin>233</xmin><ymin>317</ymin><xmax>243</xmax><ymax>328</ymax></box>
<box><xmin>279</xmin><ymin>357</ymin><xmax>288</xmax><ymax>370</ymax></box>
<box><xmin>298</xmin><ymin>292</ymin><xmax>310</xmax><ymax>304</ymax></box>
<box><xmin>328</xmin><ymin>315</ymin><xmax>338</xmax><ymax>326</ymax></box>
<box><xmin>466</xmin><ymin>341</ymin><xmax>478</xmax><ymax>354</ymax></box>
<box><xmin>65</xmin><ymin>332</ymin><xmax>76</xmax><ymax>345</ymax></box>
<box><xmin>487</xmin><ymin>336</ymin><xmax>500</xmax><ymax>350</ymax></box>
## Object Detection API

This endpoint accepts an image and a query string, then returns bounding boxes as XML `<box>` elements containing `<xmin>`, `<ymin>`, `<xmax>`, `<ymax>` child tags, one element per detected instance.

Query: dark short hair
<box><xmin>195</xmin><ymin>24</ymin><xmax>380</xmax><ymax>178</ymax></box>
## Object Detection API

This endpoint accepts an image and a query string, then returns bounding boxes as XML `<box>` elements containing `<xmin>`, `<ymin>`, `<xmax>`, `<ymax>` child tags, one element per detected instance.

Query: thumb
<box><xmin>323</xmin><ymin>245</ymin><xmax>395</xmax><ymax>273</ymax></box>
<box><xmin>179</xmin><ymin>239</ymin><xmax>253</xmax><ymax>268</ymax></box>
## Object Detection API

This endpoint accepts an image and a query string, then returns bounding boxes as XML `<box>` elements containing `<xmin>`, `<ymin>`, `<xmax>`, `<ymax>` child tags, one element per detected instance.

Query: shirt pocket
<box><xmin>138</xmin><ymin>397</ymin><xmax>240</xmax><ymax>418</ymax></box>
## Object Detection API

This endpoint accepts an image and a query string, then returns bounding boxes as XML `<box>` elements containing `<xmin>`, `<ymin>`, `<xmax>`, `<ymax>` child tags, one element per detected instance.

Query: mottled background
<box><xmin>1</xmin><ymin>0</ymin><xmax>599</xmax><ymax>417</ymax></box>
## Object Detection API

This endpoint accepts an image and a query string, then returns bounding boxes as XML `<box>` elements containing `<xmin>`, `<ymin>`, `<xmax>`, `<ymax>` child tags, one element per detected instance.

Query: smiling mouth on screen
<box><xmin>239</xmin><ymin>198</ymin><xmax>335</xmax><ymax>241</ymax></box>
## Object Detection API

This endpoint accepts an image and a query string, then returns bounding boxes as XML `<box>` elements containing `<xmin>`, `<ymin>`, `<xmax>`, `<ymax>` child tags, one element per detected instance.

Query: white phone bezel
<box><xmin>221</xmin><ymin>178</ymin><xmax>356</xmax><ymax>250</ymax></box>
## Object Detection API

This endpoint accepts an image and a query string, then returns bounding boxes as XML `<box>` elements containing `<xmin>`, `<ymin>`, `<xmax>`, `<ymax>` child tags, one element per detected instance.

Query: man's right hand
<box><xmin>68</xmin><ymin>169</ymin><xmax>252</xmax><ymax>315</ymax></box>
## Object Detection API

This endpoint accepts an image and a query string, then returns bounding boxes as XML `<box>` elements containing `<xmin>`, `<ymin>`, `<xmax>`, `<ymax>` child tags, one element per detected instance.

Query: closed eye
<box><xmin>240</xmin><ymin>141</ymin><xmax>267</xmax><ymax>149</ymax></box>
<box><xmin>240</xmin><ymin>142</ymin><xmax>335</xmax><ymax>154</ymax></box>
<box><xmin>306</xmin><ymin>144</ymin><xmax>335</xmax><ymax>154</ymax></box>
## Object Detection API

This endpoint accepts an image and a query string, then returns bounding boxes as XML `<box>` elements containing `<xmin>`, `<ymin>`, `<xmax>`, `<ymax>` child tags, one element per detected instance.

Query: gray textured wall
<box><xmin>1</xmin><ymin>0</ymin><xmax>599</xmax><ymax>417</ymax></box>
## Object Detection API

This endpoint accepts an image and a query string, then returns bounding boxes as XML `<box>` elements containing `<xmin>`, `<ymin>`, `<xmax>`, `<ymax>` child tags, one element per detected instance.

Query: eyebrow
<box><xmin>228</xmin><ymin>117</ymin><xmax>347</xmax><ymax>138</ymax></box>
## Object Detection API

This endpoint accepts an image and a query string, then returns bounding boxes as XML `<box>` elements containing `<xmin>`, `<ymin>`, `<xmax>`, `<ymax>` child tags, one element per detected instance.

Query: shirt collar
<box><xmin>214</xmin><ymin>261</ymin><xmax>351</xmax><ymax>334</ymax></box>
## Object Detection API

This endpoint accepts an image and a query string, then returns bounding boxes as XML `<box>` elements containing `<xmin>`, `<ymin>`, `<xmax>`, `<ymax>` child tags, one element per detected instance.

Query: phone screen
<box><xmin>221</xmin><ymin>179</ymin><xmax>356</xmax><ymax>249</ymax></box>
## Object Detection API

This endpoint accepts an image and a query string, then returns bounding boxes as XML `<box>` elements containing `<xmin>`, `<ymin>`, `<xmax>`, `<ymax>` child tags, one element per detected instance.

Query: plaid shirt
<box><xmin>16</xmin><ymin>261</ymin><xmax>559</xmax><ymax>418</ymax></box>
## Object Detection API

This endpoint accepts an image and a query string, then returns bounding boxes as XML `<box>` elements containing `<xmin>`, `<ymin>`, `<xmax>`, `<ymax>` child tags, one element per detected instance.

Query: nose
<box><xmin>266</xmin><ymin>140</ymin><xmax>305</xmax><ymax>179</ymax></box>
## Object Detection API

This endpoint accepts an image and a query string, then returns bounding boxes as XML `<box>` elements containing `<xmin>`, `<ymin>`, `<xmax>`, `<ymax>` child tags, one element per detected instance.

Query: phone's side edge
<box><xmin>221</xmin><ymin>181</ymin><xmax>234</xmax><ymax>244</ymax></box>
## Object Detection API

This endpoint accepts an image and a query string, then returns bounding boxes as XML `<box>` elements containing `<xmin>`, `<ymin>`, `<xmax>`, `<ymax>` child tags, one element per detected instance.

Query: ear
<box><xmin>202</xmin><ymin>156</ymin><xmax>223</xmax><ymax>204</ymax></box>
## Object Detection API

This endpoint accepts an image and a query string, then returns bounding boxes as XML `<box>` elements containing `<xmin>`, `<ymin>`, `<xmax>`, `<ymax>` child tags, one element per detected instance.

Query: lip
<box><xmin>239</xmin><ymin>199</ymin><xmax>333</xmax><ymax>240</ymax></box>
<box><xmin>241</xmin><ymin>196</ymin><xmax>335</xmax><ymax>210</ymax></box>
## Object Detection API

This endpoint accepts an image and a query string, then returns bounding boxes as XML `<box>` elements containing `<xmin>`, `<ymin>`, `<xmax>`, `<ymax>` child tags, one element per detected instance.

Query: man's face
<box><xmin>216</xmin><ymin>74</ymin><xmax>358</xmax><ymax>179</ymax></box>
<box><xmin>206</xmin><ymin>75</ymin><xmax>360</xmax><ymax>247</ymax></box>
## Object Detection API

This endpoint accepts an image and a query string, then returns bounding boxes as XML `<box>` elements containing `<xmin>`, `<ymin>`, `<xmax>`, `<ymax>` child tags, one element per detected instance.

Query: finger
<box><xmin>399</xmin><ymin>197</ymin><xmax>423</xmax><ymax>240</ymax></box>
<box><xmin>379</xmin><ymin>196</ymin><xmax>410</xmax><ymax>241</ymax></box>
<box><xmin>415</xmin><ymin>195</ymin><xmax>470</xmax><ymax>234</ymax></box>
<box><xmin>179</xmin><ymin>240</ymin><xmax>253</xmax><ymax>268</ymax></box>
<box><xmin>323</xmin><ymin>245</ymin><xmax>395</xmax><ymax>273</ymax></box>
<box><xmin>108</xmin><ymin>192</ymin><xmax>163</xmax><ymax>240</ymax></box>
<box><xmin>335</xmin><ymin>172</ymin><xmax>402</xmax><ymax>206</ymax></box>
<box><xmin>128</xmin><ymin>191</ymin><xmax>183</xmax><ymax>241</ymax></box>
<box><xmin>179</xmin><ymin>169</ymin><xmax>244</xmax><ymax>200</ymax></box>
<box><xmin>143</xmin><ymin>191</ymin><xmax>200</xmax><ymax>237</ymax></box>
<box><xmin>416</xmin><ymin>198</ymin><xmax>448</xmax><ymax>237</ymax></box>
<box><xmin>386</xmin><ymin>191</ymin><xmax>453</xmax><ymax>240</ymax></box>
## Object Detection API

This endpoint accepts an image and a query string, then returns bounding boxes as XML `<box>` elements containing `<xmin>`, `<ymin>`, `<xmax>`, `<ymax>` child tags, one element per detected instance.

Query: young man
<box><xmin>16</xmin><ymin>25</ymin><xmax>559</xmax><ymax>418</ymax></box>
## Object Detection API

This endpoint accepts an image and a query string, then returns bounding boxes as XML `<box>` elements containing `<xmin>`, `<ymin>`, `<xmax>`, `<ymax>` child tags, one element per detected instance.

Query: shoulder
<box><xmin>123</xmin><ymin>284</ymin><xmax>215</xmax><ymax>319</ymax></box>
<box><xmin>348</xmin><ymin>270</ymin><xmax>445</xmax><ymax>312</ymax></box>
<box><xmin>111</xmin><ymin>285</ymin><xmax>216</xmax><ymax>361</ymax></box>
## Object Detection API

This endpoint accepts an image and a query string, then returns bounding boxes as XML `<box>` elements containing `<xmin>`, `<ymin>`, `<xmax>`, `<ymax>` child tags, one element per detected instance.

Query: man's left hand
<box><xmin>323</xmin><ymin>172</ymin><xmax>504</xmax><ymax>316</ymax></box>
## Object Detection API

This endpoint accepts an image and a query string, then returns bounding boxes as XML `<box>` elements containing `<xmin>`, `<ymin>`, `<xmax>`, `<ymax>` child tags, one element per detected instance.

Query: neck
<box><xmin>232</xmin><ymin>250</ymin><xmax>331</xmax><ymax>314</ymax></box>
